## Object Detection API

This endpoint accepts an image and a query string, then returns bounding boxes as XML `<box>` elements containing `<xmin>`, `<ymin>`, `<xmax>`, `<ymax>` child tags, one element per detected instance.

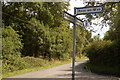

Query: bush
<box><xmin>2</xmin><ymin>26</ymin><xmax>23</xmax><ymax>58</ymax></box>
<box><xmin>110</xmin><ymin>39</ymin><xmax>120</xmax><ymax>66</ymax></box>
<box><xmin>85</xmin><ymin>62</ymin><xmax>120</xmax><ymax>76</ymax></box>
<box><xmin>2</xmin><ymin>55</ymin><xmax>28</xmax><ymax>73</ymax></box>
<box><xmin>2</xmin><ymin>26</ymin><xmax>25</xmax><ymax>73</ymax></box>
<box><xmin>85</xmin><ymin>40</ymin><xmax>120</xmax><ymax>76</ymax></box>
<box><xmin>86</xmin><ymin>40</ymin><xmax>112</xmax><ymax>66</ymax></box>
<box><xmin>23</xmin><ymin>56</ymin><xmax>45</xmax><ymax>68</ymax></box>
<box><xmin>2</xmin><ymin>56</ymin><xmax>46</xmax><ymax>73</ymax></box>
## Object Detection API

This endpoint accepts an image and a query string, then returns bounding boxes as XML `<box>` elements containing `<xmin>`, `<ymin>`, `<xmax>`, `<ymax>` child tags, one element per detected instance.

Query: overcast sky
<box><xmin>68</xmin><ymin>0</ymin><xmax>109</xmax><ymax>38</ymax></box>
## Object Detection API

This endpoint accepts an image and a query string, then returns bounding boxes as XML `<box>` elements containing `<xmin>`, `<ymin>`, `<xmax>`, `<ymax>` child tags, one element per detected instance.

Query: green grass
<box><xmin>2</xmin><ymin>57</ymin><xmax>87</xmax><ymax>78</ymax></box>
<box><xmin>85</xmin><ymin>62</ymin><xmax>120</xmax><ymax>77</ymax></box>
<box><xmin>0</xmin><ymin>60</ymin><xmax>2</xmax><ymax>79</ymax></box>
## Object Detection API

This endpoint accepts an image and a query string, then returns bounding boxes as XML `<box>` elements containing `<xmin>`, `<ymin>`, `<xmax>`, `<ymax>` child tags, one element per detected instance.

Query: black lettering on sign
<box><xmin>81</xmin><ymin>10</ymin><xmax>84</xmax><ymax>12</ymax></box>
<box><xmin>83</xmin><ymin>10</ymin><xmax>86</xmax><ymax>12</ymax></box>
<box><xmin>93</xmin><ymin>8</ymin><xmax>96</xmax><ymax>11</ymax></box>
<box><xmin>97</xmin><ymin>8</ymin><xmax>101</xmax><ymax>11</ymax></box>
<box><xmin>87</xmin><ymin>9</ymin><xmax>91</xmax><ymax>11</ymax></box>
<box><xmin>78</xmin><ymin>10</ymin><xmax>81</xmax><ymax>12</ymax></box>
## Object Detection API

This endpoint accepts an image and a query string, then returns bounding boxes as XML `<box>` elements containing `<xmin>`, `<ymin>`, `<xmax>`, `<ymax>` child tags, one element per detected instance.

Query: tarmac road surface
<box><xmin>2</xmin><ymin>59</ymin><xmax>120</xmax><ymax>80</ymax></box>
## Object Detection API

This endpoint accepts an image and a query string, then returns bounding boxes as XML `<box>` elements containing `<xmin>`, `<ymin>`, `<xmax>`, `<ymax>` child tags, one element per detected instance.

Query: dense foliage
<box><xmin>85</xmin><ymin>2</ymin><xmax>120</xmax><ymax>76</ymax></box>
<box><xmin>2</xmin><ymin>26</ymin><xmax>22</xmax><ymax>58</ymax></box>
<box><xmin>85</xmin><ymin>40</ymin><xmax>120</xmax><ymax>76</ymax></box>
<box><xmin>2</xmin><ymin>26</ymin><xmax>25</xmax><ymax>73</ymax></box>
<box><xmin>2</xmin><ymin>2</ymin><xmax>91</xmax><ymax>73</ymax></box>
<box><xmin>86</xmin><ymin>40</ymin><xmax>112</xmax><ymax>66</ymax></box>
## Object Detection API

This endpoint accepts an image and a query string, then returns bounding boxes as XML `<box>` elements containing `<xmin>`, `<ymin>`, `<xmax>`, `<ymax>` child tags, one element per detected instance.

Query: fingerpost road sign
<box><xmin>63</xmin><ymin>11</ymin><xmax>83</xmax><ymax>26</ymax></box>
<box><xmin>62</xmin><ymin>6</ymin><xmax>104</xmax><ymax>80</ymax></box>
<box><xmin>76</xmin><ymin>6</ymin><xmax>103</xmax><ymax>15</ymax></box>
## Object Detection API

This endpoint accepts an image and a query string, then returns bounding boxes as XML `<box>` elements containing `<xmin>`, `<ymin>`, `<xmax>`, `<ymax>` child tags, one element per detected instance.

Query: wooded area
<box><xmin>2</xmin><ymin>2</ymin><xmax>91</xmax><ymax>74</ymax></box>
<box><xmin>1</xmin><ymin>1</ymin><xmax>120</xmax><ymax>77</ymax></box>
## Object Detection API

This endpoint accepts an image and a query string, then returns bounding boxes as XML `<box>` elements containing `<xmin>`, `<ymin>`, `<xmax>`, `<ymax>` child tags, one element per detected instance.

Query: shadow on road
<box><xmin>56</xmin><ymin>60</ymin><xmax>119</xmax><ymax>80</ymax></box>
<box><xmin>2</xmin><ymin>60</ymin><xmax>119</xmax><ymax>80</ymax></box>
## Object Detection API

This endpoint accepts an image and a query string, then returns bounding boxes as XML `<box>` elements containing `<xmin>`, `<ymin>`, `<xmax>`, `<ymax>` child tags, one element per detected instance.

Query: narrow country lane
<box><xmin>2</xmin><ymin>60</ymin><xmax>120</xmax><ymax>80</ymax></box>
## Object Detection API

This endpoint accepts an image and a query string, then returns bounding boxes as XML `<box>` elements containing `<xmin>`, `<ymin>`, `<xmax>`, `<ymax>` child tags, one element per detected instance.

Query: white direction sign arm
<box><xmin>76</xmin><ymin>6</ymin><xmax>103</xmax><ymax>15</ymax></box>
<box><xmin>63</xmin><ymin>11</ymin><xmax>83</xmax><ymax>26</ymax></box>
<box><xmin>63</xmin><ymin>11</ymin><xmax>74</xmax><ymax>23</ymax></box>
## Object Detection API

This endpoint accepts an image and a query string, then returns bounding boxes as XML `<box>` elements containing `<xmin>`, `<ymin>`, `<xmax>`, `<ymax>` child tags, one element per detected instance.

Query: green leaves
<box><xmin>2</xmin><ymin>2</ymin><xmax>94</xmax><ymax>74</ymax></box>
<box><xmin>85</xmin><ymin>40</ymin><xmax>112</xmax><ymax>65</ymax></box>
<box><xmin>2</xmin><ymin>26</ymin><xmax>22</xmax><ymax>57</ymax></box>
<box><xmin>2</xmin><ymin>2</ymin><xmax>92</xmax><ymax>66</ymax></box>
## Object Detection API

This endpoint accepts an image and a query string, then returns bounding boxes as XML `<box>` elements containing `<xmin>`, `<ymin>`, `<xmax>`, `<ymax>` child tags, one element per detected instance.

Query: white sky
<box><xmin>68</xmin><ymin>0</ymin><xmax>109</xmax><ymax>38</ymax></box>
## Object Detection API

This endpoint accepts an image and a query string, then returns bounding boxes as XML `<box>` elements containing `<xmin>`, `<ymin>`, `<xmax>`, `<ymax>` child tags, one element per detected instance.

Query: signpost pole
<box><xmin>63</xmin><ymin>6</ymin><xmax>103</xmax><ymax>80</ymax></box>
<box><xmin>72</xmin><ymin>7</ymin><xmax>76</xmax><ymax>80</ymax></box>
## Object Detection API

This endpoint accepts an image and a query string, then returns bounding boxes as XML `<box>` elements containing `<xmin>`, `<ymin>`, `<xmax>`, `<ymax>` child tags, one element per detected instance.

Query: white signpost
<box><xmin>63</xmin><ymin>6</ymin><xmax>104</xmax><ymax>80</ymax></box>
<box><xmin>63</xmin><ymin>11</ymin><xmax>83</xmax><ymax>26</ymax></box>
<box><xmin>76</xmin><ymin>6</ymin><xmax>103</xmax><ymax>15</ymax></box>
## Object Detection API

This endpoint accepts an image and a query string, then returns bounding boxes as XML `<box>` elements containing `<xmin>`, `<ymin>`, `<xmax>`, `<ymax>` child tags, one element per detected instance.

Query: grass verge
<box><xmin>84</xmin><ymin>62</ymin><xmax>120</xmax><ymax>77</ymax></box>
<box><xmin>2</xmin><ymin>57</ymin><xmax>87</xmax><ymax>78</ymax></box>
